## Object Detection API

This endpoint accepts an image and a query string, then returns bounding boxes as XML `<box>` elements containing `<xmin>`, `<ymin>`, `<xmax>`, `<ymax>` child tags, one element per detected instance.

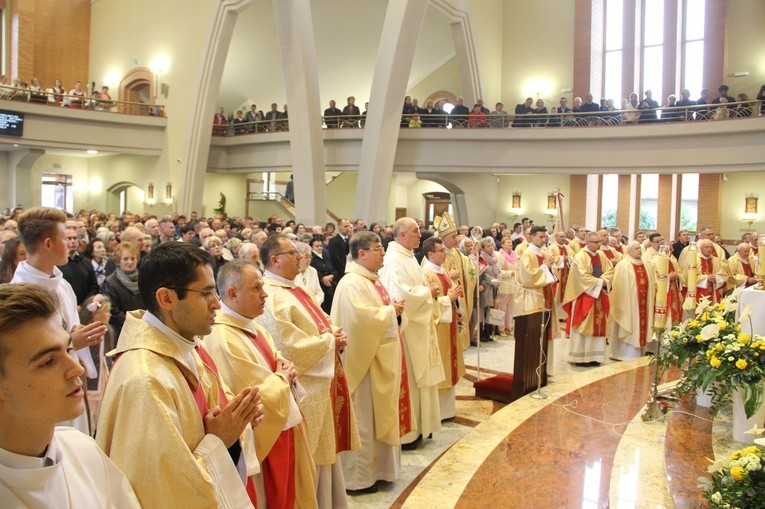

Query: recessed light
<box><xmin>86</xmin><ymin>149</ymin><xmax>98</xmax><ymax>155</ymax></box>
<box><xmin>13</xmin><ymin>144</ymin><xmax>18</xmax><ymax>147</ymax></box>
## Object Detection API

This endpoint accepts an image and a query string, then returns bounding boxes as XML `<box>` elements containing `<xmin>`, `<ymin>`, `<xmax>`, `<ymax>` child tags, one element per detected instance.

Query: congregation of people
<box><xmin>0</xmin><ymin>201</ymin><xmax>760</xmax><ymax>508</ymax></box>
<box><xmin>212</xmin><ymin>82</ymin><xmax>765</xmax><ymax>135</ymax></box>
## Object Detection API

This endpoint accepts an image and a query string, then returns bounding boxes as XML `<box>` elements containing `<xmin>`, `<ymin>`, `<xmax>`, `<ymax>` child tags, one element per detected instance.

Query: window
<box><xmin>603</xmin><ymin>0</ymin><xmax>623</xmax><ymax>103</ymax></box>
<box><xmin>600</xmin><ymin>174</ymin><xmax>619</xmax><ymax>227</ymax></box>
<box><xmin>639</xmin><ymin>174</ymin><xmax>658</xmax><ymax>230</ymax></box>
<box><xmin>642</xmin><ymin>0</ymin><xmax>664</xmax><ymax>104</ymax></box>
<box><xmin>41</xmin><ymin>173</ymin><xmax>73</xmax><ymax>213</ymax></box>
<box><xmin>678</xmin><ymin>173</ymin><xmax>699</xmax><ymax>232</ymax></box>
<box><xmin>682</xmin><ymin>0</ymin><xmax>705</xmax><ymax>98</ymax></box>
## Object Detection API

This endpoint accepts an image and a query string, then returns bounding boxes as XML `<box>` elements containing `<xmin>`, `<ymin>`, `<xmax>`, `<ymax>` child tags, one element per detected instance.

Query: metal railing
<box><xmin>0</xmin><ymin>85</ymin><xmax>166</xmax><ymax>117</ymax></box>
<box><xmin>215</xmin><ymin>99</ymin><xmax>764</xmax><ymax>135</ymax></box>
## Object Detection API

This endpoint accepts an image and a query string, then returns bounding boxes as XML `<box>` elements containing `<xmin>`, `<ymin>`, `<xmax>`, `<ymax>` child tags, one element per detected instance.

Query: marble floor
<box><xmin>347</xmin><ymin>329</ymin><xmax>745</xmax><ymax>508</ymax></box>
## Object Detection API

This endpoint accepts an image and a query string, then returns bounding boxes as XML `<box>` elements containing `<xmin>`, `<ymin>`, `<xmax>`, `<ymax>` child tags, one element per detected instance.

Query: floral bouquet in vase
<box><xmin>701</xmin><ymin>426</ymin><xmax>765</xmax><ymax>508</ymax></box>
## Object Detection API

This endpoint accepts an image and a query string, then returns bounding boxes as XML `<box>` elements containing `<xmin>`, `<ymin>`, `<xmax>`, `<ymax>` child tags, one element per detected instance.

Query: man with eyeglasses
<box><xmin>256</xmin><ymin>234</ymin><xmax>359</xmax><ymax>507</ymax></box>
<box><xmin>421</xmin><ymin>236</ymin><xmax>464</xmax><ymax>421</ymax></box>
<box><xmin>330</xmin><ymin>232</ymin><xmax>412</xmax><ymax>494</ymax></box>
<box><xmin>97</xmin><ymin>242</ymin><xmax>264</xmax><ymax>508</ymax></box>
<box><xmin>563</xmin><ymin>232</ymin><xmax>615</xmax><ymax>366</ymax></box>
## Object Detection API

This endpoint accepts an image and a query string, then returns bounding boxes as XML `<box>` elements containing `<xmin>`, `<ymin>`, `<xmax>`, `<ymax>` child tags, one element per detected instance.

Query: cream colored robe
<box><xmin>204</xmin><ymin>311</ymin><xmax>318</xmax><ymax>509</ymax></box>
<box><xmin>96</xmin><ymin>311</ymin><xmax>254</xmax><ymax>509</ymax></box>
<box><xmin>423</xmin><ymin>265</ymin><xmax>466</xmax><ymax>391</ymax></box>
<box><xmin>517</xmin><ymin>244</ymin><xmax>559</xmax><ymax>326</ymax></box>
<box><xmin>443</xmin><ymin>246</ymin><xmax>477</xmax><ymax>349</ymax></box>
<box><xmin>330</xmin><ymin>262</ymin><xmax>406</xmax><ymax>445</ymax></box>
<box><xmin>677</xmin><ymin>242</ymin><xmax>728</xmax><ymax>271</ymax></box>
<box><xmin>727</xmin><ymin>253</ymin><xmax>755</xmax><ymax>290</ymax></box>
<box><xmin>379</xmin><ymin>241</ymin><xmax>444</xmax><ymax>443</ymax></box>
<box><xmin>255</xmin><ymin>275</ymin><xmax>360</xmax><ymax>466</ymax></box>
<box><xmin>563</xmin><ymin>248</ymin><xmax>615</xmax><ymax>336</ymax></box>
<box><xmin>569</xmin><ymin>238</ymin><xmax>586</xmax><ymax>254</ymax></box>
<box><xmin>609</xmin><ymin>257</ymin><xmax>655</xmax><ymax>357</ymax></box>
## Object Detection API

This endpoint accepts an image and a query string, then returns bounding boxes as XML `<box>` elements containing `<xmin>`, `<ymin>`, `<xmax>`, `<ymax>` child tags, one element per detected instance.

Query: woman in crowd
<box><xmin>227</xmin><ymin>237</ymin><xmax>242</xmax><ymax>259</ymax></box>
<box><xmin>533</xmin><ymin>99</ymin><xmax>549</xmax><ymax>127</ymax></box>
<box><xmin>478</xmin><ymin>237</ymin><xmax>500</xmax><ymax>342</ymax></box>
<box><xmin>309</xmin><ymin>236</ymin><xmax>337</xmax><ymax>314</ymax></box>
<box><xmin>0</xmin><ymin>237</ymin><xmax>26</xmax><ymax>284</ymax></box>
<box><xmin>204</xmin><ymin>235</ymin><xmax>227</xmax><ymax>278</ymax></box>
<box><xmin>102</xmin><ymin>242</ymin><xmax>143</xmax><ymax>341</ymax></box>
<box><xmin>84</xmin><ymin>238</ymin><xmax>108</xmax><ymax>290</ymax></box>
<box><xmin>735</xmin><ymin>93</ymin><xmax>752</xmax><ymax>117</ymax></box>
<box><xmin>495</xmin><ymin>236</ymin><xmax>519</xmax><ymax>337</ymax></box>
<box><xmin>47</xmin><ymin>78</ymin><xmax>66</xmax><ymax>104</ymax></box>
<box><xmin>98</xmin><ymin>230</ymin><xmax>118</xmax><ymax>258</ymax></box>
<box><xmin>295</xmin><ymin>241</ymin><xmax>324</xmax><ymax>307</ymax></box>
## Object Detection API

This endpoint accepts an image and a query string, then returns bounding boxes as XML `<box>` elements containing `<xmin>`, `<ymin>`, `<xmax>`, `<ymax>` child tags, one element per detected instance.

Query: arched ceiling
<box><xmin>218</xmin><ymin>0</ymin><xmax>457</xmax><ymax>112</ymax></box>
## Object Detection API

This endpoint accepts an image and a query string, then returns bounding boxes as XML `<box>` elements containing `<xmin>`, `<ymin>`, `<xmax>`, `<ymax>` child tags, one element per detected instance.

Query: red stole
<box><xmin>564</xmin><ymin>252</ymin><xmax>610</xmax><ymax>337</ymax></box>
<box><xmin>372</xmin><ymin>280</ymin><xmax>414</xmax><ymax>438</ymax></box>
<box><xmin>667</xmin><ymin>260</ymin><xmax>683</xmax><ymax>324</ymax></box>
<box><xmin>602</xmin><ymin>248</ymin><xmax>616</xmax><ymax>263</ymax></box>
<box><xmin>287</xmin><ymin>286</ymin><xmax>353</xmax><ymax>453</ymax></box>
<box><xmin>696</xmin><ymin>257</ymin><xmax>723</xmax><ymax>302</ymax></box>
<box><xmin>535</xmin><ymin>254</ymin><xmax>555</xmax><ymax>341</ymax></box>
<box><xmin>631</xmin><ymin>263</ymin><xmax>649</xmax><ymax>346</ymax></box>
<box><xmin>195</xmin><ymin>346</ymin><xmax>258</xmax><ymax>508</ymax></box>
<box><xmin>554</xmin><ymin>245</ymin><xmax>570</xmax><ymax>301</ymax></box>
<box><xmin>435</xmin><ymin>272</ymin><xmax>460</xmax><ymax>385</ymax></box>
<box><xmin>241</xmin><ymin>329</ymin><xmax>296</xmax><ymax>509</ymax></box>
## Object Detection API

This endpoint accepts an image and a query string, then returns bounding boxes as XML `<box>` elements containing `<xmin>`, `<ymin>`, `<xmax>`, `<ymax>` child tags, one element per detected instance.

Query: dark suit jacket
<box><xmin>311</xmin><ymin>252</ymin><xmax>338</xmax><ymax>314</ymax></box>
<box><xmin>328</xmin><ymin>234</ymin><xmax>349</xmax><ymax>280</ymax></box>
<box><xmin>59</xmin><ymin>255</ymin><xmax>99</xmax><ymax>305</ymax></box>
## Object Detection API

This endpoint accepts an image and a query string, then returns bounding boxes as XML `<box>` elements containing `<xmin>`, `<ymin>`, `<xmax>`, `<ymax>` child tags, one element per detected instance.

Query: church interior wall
<box><xmin>719</xmin><ymin>171</ymin><xmax>765</xmax><ymax>240</ymax></box>
<box><xmin>464</xmin><ymin>0</ymin><xmax>505</xmax><ymax>104</ymax></box>
<box><xmin>726</xmin><ymin>0</ymin><xmax>765</xmax><ymax>94</ymax></box>
<box><xmin>406</xmin><ymin>56</ymin><xmax>462</xmax><ymax>104</ymax></box>
<box><xmin>202</xmin><ymin>172</ymin><xmax>249</xmax><ymax>218</ymax></box>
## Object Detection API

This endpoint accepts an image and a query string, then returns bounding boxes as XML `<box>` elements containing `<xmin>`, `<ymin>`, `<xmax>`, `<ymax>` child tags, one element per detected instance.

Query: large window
<box><xmin>41</xmin><ymin>173</ymin><xmax>73</xmax><ymax>213</ymax></box>
<box><xmin>599</xmin><ymin>0</ymin><xmax>706</xmax><ymax>104</ymax></box>
<box><xmin>603</xmin><ymin>0</ymin><xmax>623</xmax><ymax>103</ymax></box>
<box><xmin>683</xmin><ymin>0</ymin><xmax>705</xmax><ymax>98</ymax></box>
<box><xmin>678</xmin><ymin>173</ymin><xmax>699</xmax><ymax>232</ymax></box>
<box><xmin>600</xmin><ymin>174</ymin><xmax>619</xmax><ymax>227</ymax></box>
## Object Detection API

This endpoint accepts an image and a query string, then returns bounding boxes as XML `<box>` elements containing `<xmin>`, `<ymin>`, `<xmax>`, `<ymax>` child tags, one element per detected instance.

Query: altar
<box><xmin>738</xmin><ymin>286</ymin><xmax>765</xmax><ymax>335</ymax></box>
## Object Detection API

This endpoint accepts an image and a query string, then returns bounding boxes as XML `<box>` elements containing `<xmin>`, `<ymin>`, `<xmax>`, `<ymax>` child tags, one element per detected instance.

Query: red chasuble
<box><xmin>287</xmin><ymin>286</ymin><xmax>354</xmax><ymax>453</ymax></box>
<box><xmin>631</xmin><ymin>263</ymin><xmax>649</xmax><ymax>347</ymax></box>
<box><xmin>603</xmin><ymin>249</ymin><xmax>616</xmax><ymax>263</ymax></box>
<box><xmin>695</xmin><ymin>257</ymin><xmax>724</xmax><ymax>303</ymax></box>
<box><xmin>241</xmin><ymin>330</ymin><xmax>296</xmax><ymax>509</ymax></box>
<box><xmin>565</xmin><ymin>252</ymin><xmax>610</xmax><ymax>337</ymax></box>
<box><xmin>372</xmin><ymin>280</ymin><xmax>414</xmax><ymax>437</ymax></box>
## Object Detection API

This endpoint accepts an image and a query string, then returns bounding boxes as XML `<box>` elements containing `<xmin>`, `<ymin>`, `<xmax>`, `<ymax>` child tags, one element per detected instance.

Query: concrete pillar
<box><xmin>5</xmin><ymin>149</ymin><xmax>44</xmax><ymax>208</ymax></box>
<box><xmin>178</xmin><ymin>0</ymin><xmax>252</xmax><ymax>216</ymax></box>
<box><xmin>356</xmin><ymin>0</ymin><xmax>429</xmax><ymax>224</ymax></box>
<box><xmin>272</xmin><ymin>0</ymin><xmax>326</xmax><ymax>225</ymax></box>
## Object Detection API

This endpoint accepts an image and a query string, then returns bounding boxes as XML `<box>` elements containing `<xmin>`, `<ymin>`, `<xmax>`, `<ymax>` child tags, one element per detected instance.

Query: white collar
<box><xmin>264</xmin><ymin>270</ymin><xmax>296</xmax><ymax>287</ymax></box>
<box><xmin>528</xmin><ymin>244</ymin><xmax>544</xmax><ymax>255</ymax></box>
<box><xmin>218</xmin><ymin>302</ymin><xmax>258</xmax><ymax>333</ymax></box>
<box><xmin>423</xmin><ymin>260</ymin><xmax>444</xmax><ymax>273</ymax></box>
<box><xmin>143</xmin><ymin>311</ymin><xmax>198</xmax><ymax>378</ymax></box>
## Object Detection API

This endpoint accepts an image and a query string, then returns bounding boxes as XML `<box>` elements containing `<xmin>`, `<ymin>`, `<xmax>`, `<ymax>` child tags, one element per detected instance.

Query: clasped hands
<box><xmin>204</xmin><ymin>386</ymin><xmax>265</xmax><ymax>448</ymax></box>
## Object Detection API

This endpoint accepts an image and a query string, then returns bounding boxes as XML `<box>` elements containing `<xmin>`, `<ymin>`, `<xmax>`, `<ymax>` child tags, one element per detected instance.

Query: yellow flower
<box><xmin>756</xmin><ymin>352</ymin><xmax>760</xmax><ymax>357</ymax></box>
<box><xmin>716</xmin><ymin>320</ymin><xmax>727</xmax><ymax>329</ymax></box>
<box><xmin>737</xmin><ymin>323</ymin><xmax>742</xmax><ymax>331</ymax></box>
<box><xmin>736</xmin><ymin>359</ymin><xmax>748</xmax><ymax>370</ymax></box>
<box><xmin>717</xmin><ymin>302</ymin><xmax>725</xmax><ymax>311</ymax></box>
<box><xmin>701</xmin><ymin>312</ymin><xmax>709</xmax><ymax>321</ymax></box>
<box><xmin>696</xmin><ymin>334</ymin><xmax>704</xmax><ymax>343</ymax></box>
<box><xmin>689</xmin><ymin>320</ymin><xmax>700</xmax><ymax>328</ymax></box>
<box><xmin>730</xmin><ymin>466</ymin><xmax>746</xmax><ymax>481</ymax></box>
<box><xmin>715</xmin><ymin>343</ymin><xmax>724</xmax><ymax>352</ymax></box>
<box><xmin>671</xmin><ymin>330</ymin><xmax>679</xmax><ymax>338</ymax></box>
<box><xmin>710</xmin><ymin>356</ymin><xmax>722</xmax><ymax>368</ymax></box>
<box><xmin>738</xmin><ymin>332</ymin><xmax>751</xmax><ymax>345</ymax></box>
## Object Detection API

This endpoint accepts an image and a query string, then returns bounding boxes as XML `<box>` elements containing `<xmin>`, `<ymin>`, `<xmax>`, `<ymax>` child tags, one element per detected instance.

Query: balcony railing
<box><xmin>0</xmin><ymin>86</ymin><xmax>166</xmax><ymax>117</ymax></box>
<box><xmin>214</xmin><ymin>99</ymin><xmax>764</xmax><ymax>136</ymax></box>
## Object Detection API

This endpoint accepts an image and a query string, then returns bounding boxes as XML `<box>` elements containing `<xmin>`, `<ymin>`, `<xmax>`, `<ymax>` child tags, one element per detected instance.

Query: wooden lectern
<box><xmin>474</xmin><ymin>309</ymin><xmax>551</xmax><ymax>403</ymax></box>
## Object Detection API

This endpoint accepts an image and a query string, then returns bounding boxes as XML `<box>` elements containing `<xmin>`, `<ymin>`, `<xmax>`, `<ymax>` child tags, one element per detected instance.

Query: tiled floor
<box><xmin>347</xmin><ymin>332</ymin><xmax>743</xmax><ymax>508</ymax></box>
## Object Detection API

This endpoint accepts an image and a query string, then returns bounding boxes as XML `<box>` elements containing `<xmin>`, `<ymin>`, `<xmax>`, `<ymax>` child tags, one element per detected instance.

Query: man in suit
<box><xmin>324</xmin><ymin>100</ymin><xmax>342</xmax><ymax>128</ymax></box>
<box><xmin>328</xmin><ymin>218</ymin><xmax>353</xmax><ymax>281</ymax></box>
<box><xmin>310</xmin><ymin>237</ymin><xmax>338</xmax><ymax>314</ymax></box>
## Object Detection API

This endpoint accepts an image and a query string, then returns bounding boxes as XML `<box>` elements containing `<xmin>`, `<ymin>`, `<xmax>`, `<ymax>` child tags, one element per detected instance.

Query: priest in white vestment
<box><xmin>331</xmin><ymin>232</ymin><xmax>413</xmax><ymax>493</ymax></box>
<box><xmin>0</xmin><ymin>283</ymin><xmax>140</xmax><ymax>508</ymax></box>
<box><xmin>609</xmin><ymin>242</ymin><xmax>655</xmax><ymax>360</ymax></box>
<box><xmin>379</xmin><ymin>218</ymin><xmax>445</xmax><ymax>449</ymax></box>
<box><xmin>255</xmin><ymin>235</ymin><xmax>360</xmax><ymax>509</ymax></box>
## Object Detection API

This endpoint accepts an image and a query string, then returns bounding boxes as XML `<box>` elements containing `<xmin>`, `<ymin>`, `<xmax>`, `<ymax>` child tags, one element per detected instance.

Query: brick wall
<box><xmin>9</xmin><ymin>0</ymin><xmax>90</xmax><ymax>90</ymax></box>
<box><xmin>569</xmin><ymin>174</ymin><xmax>588</xmax><ymax>228</ymax></box>
<box><xmin>697</xmin><ymin>173</ymin><xmax>722</xmax><ymax>233</ymax></box>
<box><xmin>703</xmin><ymin>0</ymin><xmax>728</xmax><ymax>91</ymax></box>
<box><xmin>656</xmin><ymin>174</ymin><xmax>673</xmax><ymax>235</ymax></box>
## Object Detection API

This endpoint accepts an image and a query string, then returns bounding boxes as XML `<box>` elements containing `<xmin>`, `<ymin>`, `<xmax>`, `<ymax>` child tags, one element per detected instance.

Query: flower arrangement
<box><xmin>701</xmin><ymin>426</ymin><xmax>765</xmax><ymax>508</ymax></box>
<box><xmin>661</xmin><ymin>289</ymin><xmax>765</xmax><ymax>417</ymax></box>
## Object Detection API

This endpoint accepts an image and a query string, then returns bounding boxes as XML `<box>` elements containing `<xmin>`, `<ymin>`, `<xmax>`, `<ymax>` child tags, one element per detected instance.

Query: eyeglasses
<box><xmin>273</xmin><ymin>249</ymin><xmax>299</xmax><ymax>258</ymax></box>
<box><xmin>169</xmin><ymin>287</ymin><xmax>220</xmax><ymax>301</ymax></box>
<box><xmin>361</xmin><ymin>246</ymin><xmax>385</xmax><ymax>253</ymax></box>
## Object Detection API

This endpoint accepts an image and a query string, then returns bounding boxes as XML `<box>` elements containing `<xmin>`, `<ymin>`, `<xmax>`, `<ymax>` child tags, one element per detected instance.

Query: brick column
<box><xmin>569</xmin><ymin>175</ymin><xmax>588</xmax><ymax>228</ymax></box>
<box><xmin>703</xmin><ymin>0</ymin><xmax>727</xmax><ymax>91</ymax></box>
<box><xmin>656</xmin><ymin>174</ymin><xmax>674</xmax><ymax>236</ymax></box>
<box><xmin>697</xmin><ymin>173</ymin><xmax>722</xmax><ymax>233</ymax></box>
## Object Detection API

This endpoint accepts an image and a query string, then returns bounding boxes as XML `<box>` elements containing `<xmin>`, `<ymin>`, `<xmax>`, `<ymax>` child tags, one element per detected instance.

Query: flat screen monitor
<box><xmin>0</xmin><ymin>110</ymin><xmax>24</xmax><ymax>137</ymax></box>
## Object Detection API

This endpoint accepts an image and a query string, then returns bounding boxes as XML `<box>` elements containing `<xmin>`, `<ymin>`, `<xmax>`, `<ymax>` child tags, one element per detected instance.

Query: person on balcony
<box><xmin>637</xmin><ymin>90</ymin><xmax>659</xmax><ymax>123</ymax></box>
<box><xmin>512</xmin><ymin>97</ymin><xmax>534</xmax><ymax>127</ymax></box>
<box><xmin>64</xmin><ymin>81</ymin><xmax>86</xmax><ymax>109</ymax></box>
<box><xmin>449</xmin><ymin>96</ymin><xmax>470</xmax><ymax>128</ymax></box>
<box><xmin>212</xmin><ymin>106</ymin><xmax>227</xmax><ymax>136</ymax></box>
<box><xmin>244</xmin><ymin>103</ymin><xmax>262</xmax><ymax>132</ymax></box>
<box><xmin>342</xmin><ymin>96</ymin><xmax>360</xmax><ymax>128</ymax></box>
<box><xmin>324</xmin><ymin>99</ymin><xmax>342</xmax><ymax>128</ymax></box>
<box><xmin>490</xmin><ymin>102</ymin><xmax>510</xmax><ymax>127</ymax></box>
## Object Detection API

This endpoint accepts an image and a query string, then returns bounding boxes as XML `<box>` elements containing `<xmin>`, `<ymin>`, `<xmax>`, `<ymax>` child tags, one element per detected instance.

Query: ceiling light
<box><xmin>86</xmin><ymin>149</ymin><xmax>98</xmax><ymax>155</ymax></box>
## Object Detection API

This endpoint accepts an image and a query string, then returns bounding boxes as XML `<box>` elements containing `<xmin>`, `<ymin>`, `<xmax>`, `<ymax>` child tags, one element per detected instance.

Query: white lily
<box><xmin>731</xmin><ymin>285</ymin><xmax>744</xmax><ymax>302</ymax></box>
<box><xmin>745</xmin><ymin>424</ymin><xmax>765</xmax><ymax>435</ymax></box>
<box><xmin>700</xmin><ymin>323</ymin><xmax>720</xmax><ymax>341</ymax></box>
<box><xmin>695</xmin><ymin>296</ymin><xmax>711</xmax><ymax>316</ymax></box>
